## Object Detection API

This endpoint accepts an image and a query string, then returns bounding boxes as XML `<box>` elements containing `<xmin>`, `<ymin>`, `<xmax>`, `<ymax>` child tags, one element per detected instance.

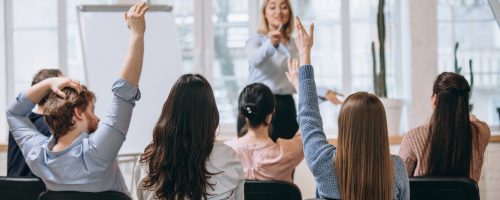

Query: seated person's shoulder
<box><xmin>391</xmin><ymin>155</ymin><xmax>405</xmax><ymax>166</ymax></box>
<box><xmin>405</xmin><ymin>124</ymin><xmax>430</xmax><ymax>139</ymax></box>
<box><xmin>390</xmin><ymin>155</ymin><xmax>409</xmax><ymax>179</ymax></box>
<box><xmin>223</xmin><ymin>139</ymin><xmax>240</xmax><ymax>150</ymax></box>
<box><xmin>214</xmin><ymin>141</ymin><xmax>239</xmax><ymax>157</ymax></box>
<box><xmin>469</xmin><ymin>115</ymin><xmax>491</xmax><ymax>138</ymax></box>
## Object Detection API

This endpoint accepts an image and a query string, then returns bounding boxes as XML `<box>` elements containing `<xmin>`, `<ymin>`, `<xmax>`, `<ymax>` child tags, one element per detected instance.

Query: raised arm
<box><xmin>86</xmin><ymin>2</ymin><xmax>148</xmax><ymax>163</ymax></box>
<box><xmin>7</xmin><ymin>77</ymin><xmax>81</xmax><ymax>155</ymax></box>
<box><xmin>294</xmin><ymin>17</ymin><xmax>339</xmax><ymax>198</ymax></box>
<box><xmin>245</xmin><ymin>35</ymin><xmax>276</xmax><ymax>66</ymax></box>
<box><xmin>121</xmin><ymin>1</ymin><xmax>148</xmax><ymax>87</ymax></box>
<box><xmin>25</xmin><ymin>77</ymin><xmax>81</xmax><ymax>104</ymax></box>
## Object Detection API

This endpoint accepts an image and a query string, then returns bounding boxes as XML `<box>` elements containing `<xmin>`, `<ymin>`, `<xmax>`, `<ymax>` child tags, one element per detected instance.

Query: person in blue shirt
<box><xmin>7</xmin><ymin>69</ymin><xmax>63</xmax><ymax>177</ymax></box>
<box><xmin>288</xmin><ymin>16</ymin><xmax>410</xmax><ymax>200</ymax></box>
<box><xmin>6</xmin><ymin>1</ymin><xmax>148</xmax><ymax>195</ymax></box>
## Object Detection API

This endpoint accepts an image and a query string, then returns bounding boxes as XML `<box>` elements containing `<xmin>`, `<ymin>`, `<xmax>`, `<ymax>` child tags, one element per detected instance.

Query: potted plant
<box><xmin>497</xmin><ymin>107</ymin><xmax>500</xmax><ymax>126</ymax></box>
<box><xmin>371</xmin><ymin>0</ymin><xmax>403</xmax><ymax>136</ymax></box>
<box><xmin>453</xmin><ymin>42</ymin><xmax>474</xmax><ymax>111</ymax></box>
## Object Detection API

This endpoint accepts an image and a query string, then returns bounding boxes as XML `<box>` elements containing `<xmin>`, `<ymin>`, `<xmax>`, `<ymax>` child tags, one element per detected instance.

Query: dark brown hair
<box><xmin>139</xmin><ymin>74</ymin><xmax>220</xmax><ymax>200</ymax></box>
<box><xmin>43</xmin><ymin>85</ymin><xmax>95</xmax><ymax>140</ymax></box>
<box><xmin>237</xmin><ymin>83</ymin><xmax>275</xmax><ymax>138</ymax></box>
<box><xmin>336</xmin><ymin>92</ymin><xmax>393</xmax><ymax>200</ymax></box>
<box><xmin>31</xmin><ymin>69</ymin><xmax>63</xmax><ymax>106</ymax></box>
<box><xmin>426</xmin><ymin>72</ymin><xmax>472</xmax><ymax>177</ymax></box>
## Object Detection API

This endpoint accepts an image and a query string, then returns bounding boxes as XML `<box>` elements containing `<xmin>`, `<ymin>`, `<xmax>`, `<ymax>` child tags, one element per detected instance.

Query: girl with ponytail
<box><xmin>225</xmin><ymin>83</ymin><xmax>303</xmax><ymax>182</ymax></box>
<box><xmin>399</xmin><ymin>72</ymin><xmax>491</xmax><ymax>182</ymax></box>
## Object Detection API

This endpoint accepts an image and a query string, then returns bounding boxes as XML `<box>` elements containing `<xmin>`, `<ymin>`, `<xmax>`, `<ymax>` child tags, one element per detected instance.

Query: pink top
<box><xmin>399</xmin><ymin>115</ymin><xmax>491</xmax><ymax>182</ymax></box>
<box><xmin>225</xmin><ymin>134</ymin><xmax>304</xmax><ymax>182</ymax></box>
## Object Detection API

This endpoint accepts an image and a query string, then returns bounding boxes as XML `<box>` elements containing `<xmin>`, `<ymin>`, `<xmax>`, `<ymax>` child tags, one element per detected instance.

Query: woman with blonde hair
<box><xmin>288</xmin><ymin>17</ymin><xmax>409</xmax><ymax>200</ymax></box>
<box><xmin>243</xmin><ymin>0</ymin><xmax>297</xmax><ymax>141</ymax></box>
<box><xmin>243</xmin><ymin>0</ymin><xmax>340</xmax><ymax>141</ymax></box>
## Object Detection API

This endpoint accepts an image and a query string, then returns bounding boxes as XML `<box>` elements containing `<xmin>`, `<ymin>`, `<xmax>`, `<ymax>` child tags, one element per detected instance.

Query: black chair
<box><xmin>245</xmin><ymin>180</ymin><xmax>302</xmax><ymax>200</ymax></box>
<box><xmin>410</xmin><ymin>177</ymin><xmax>479</xmax><ymax>200</ymax></box>
<box><xmin>0</xmin><ymin>176</ymin><xmax>46</xmax><ymax>200</ymax></box>
<box><xmin>39</xmin><ymin>191</ymin><xmax>131</xmax><ymax>200</ymax></box>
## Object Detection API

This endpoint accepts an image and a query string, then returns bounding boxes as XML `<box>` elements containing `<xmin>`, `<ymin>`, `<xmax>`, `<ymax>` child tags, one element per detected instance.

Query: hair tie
<box><xmin>245</xmin><ymin>106</ymin><xmax>253</xmax><ymax>114</ymax></box>
<box><xmin>240</xmin><ymin>105</ymin><xmax>256</xmax><ymax>117</ymax></box>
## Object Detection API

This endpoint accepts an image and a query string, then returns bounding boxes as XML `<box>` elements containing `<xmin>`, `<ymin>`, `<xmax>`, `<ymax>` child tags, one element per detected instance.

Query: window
<box><xmin>204</xmin><ymin>0</ymin><xmax>407</xmax><ymax>134</ymax></box>
<box><xmin>291</xmin><ymin>0</ymin><xmax>342</xmax><ymax>131</ymax></box>
<box><xmin>350</xmin><ymin>0</ymin><xmax>399</xmax><ymax>96</ymax></box>
<box><xmin>2</xmin><ymin>0</ymin><xmax>410</xmax><ymax>139</ymax></box>
<box><xmin>11</xmin><ymin>0</ymin><xmax>59</xmax><ymax>97</ymax></box>
<box><xmin>438</xmin><ymin>0</ymin><xmax>500</xmax><ymax>125</ymax></box>
<box><xmin>212</xmin><ymin>0</ymin><xmax>250</xmax><ymax>124</ymax></box>
<box><xmin>172</xmin><ymin>0</ymin><xmax>195</xmax><ymax>73</ymax></box>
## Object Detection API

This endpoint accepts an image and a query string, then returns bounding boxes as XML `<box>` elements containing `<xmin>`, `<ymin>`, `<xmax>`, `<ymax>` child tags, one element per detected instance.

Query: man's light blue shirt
<box><xmin>6</xmin><ymin>79</ymin><xmax>141</xmax><ymax>195</ymax></box>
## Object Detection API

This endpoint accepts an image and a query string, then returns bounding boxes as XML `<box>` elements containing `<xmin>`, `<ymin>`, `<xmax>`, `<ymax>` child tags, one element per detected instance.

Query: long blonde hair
<box><xmin>336</xmin><ymin>92</ymin><xmax>393</xmax><ymax>200</ymax></box>
<box><xmin>256</xmin><ymin>0</ymin><xmax>294</xmax><ymax>38</ymax></box>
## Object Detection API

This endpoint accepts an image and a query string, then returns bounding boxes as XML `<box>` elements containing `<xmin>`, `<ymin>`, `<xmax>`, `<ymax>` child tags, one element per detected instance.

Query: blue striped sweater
<box><xmin>297</xmin><ymin>64</ymin><xmax>410</xmax><ymax>200</ymax></box>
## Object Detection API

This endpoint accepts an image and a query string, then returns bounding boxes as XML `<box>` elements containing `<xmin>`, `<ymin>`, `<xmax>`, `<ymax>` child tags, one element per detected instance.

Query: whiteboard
<box><xmin>78</xmin><ymin>5</ymin><xmax>182</xmax><ymax>154</ymax></box>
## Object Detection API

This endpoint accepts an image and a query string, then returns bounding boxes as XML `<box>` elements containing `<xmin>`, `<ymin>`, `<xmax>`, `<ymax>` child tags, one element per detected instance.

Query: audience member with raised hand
<box><xmin>6</xmin><ymin>1</ymin><xmax>148</xmax><ymax>195</ymax></box>
<box><xmin>225</xmin><ymin>82</ymin><xmax>304</xmax><ymax>182</ymax></box>
<box><xmin>134</xmin><ymin>74</ymin><xmax>244</xmax><ymax>200</ymax></box>
<box><xmin>399</xmin><ymin>72</ymin><xmax>490</xmax><ymax>182</ymax></box>
<box><xmin>292</xmin><ymin>16</ymin><xmax>409</xmax><ymax>200</ymax></box>
<box><xmin>7</xmin><ymin>69</ymin><xmax>63</xmax><ymax>178</ymax></box>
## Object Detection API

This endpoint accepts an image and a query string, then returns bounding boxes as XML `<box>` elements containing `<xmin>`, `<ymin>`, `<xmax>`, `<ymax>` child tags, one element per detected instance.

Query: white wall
<box><xmin>409</xmin><ymin>0</ymin><xmax>438</xmax><ymax>128</ymax></box>
<box><xmin>0</xmin><ymin>0</ymin><xmax>8</xmax><ymax>142</ymax></box>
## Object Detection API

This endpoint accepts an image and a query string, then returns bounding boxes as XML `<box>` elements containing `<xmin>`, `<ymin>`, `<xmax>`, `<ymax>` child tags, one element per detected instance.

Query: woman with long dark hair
<box><xmin>134</xmin><ymin>74</ymin><xmax>244</xmax><ymax>200</ymax></box>
<box><xmin>289</xmin><ymin>17</ymin><xmax>409</xmax><ymax>200</ymax></box>
<box><xmin>399</xmin><ymin>72</ymin><xmax>491</xmax><ymax>182</ymax></box>
<box><xmin>225</xmin><ymin>82</ymin><xmax>303</xmax><ymax>182</ymax></box>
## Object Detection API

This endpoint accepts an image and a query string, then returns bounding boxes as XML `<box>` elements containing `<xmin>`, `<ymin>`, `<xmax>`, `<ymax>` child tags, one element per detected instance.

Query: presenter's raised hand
<box><xmin>268</xmin><ymin>30</ymin><xmax>283</xmax><ymax>47</ymax></box>
<box><xmin>125</xmin><ymin>1</ymin><xmax>149</xmax><ymax>36</ymax></box>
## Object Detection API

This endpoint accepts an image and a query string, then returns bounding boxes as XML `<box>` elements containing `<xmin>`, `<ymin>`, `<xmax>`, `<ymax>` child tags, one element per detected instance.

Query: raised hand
<box><xmin>294</xmin><ymin>16</ymin><xmax>314</xmax><ymax>66</ymax></box>
<box><xmin>48</xmin><ymin>77</ymin><xmax>82</xmax><ymax>98</ymax></box>
<box><xmin>286</xmin><ymin>58</ymin><xmax>299</xmax><ymax>92</ymax></box>
<box><xmin>125</xmin><ymin>1</ymin><xmax>149</xmax><ymax>36</ymax></box>
<box><xmin>268</xmin><ymin>30</ymin><xmax>283</xmax><ymax>47</ymax></box>
<box><xmin>25</xmin><ymin>77</ymin><xmax>81</xmax><ymax>103</ymax></box>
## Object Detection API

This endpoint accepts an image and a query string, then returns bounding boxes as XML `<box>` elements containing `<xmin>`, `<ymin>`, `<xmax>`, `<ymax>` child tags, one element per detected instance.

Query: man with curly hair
<box><xmin>6</xmin><ymin>2</ymin><xmax>148</xmax><ymax>195</ymax></box>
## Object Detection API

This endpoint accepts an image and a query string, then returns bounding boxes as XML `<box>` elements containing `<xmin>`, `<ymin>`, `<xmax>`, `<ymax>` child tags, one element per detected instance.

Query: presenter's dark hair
<box><xmin>139</xmin><ymin>74</ymin><xmax>220</xmax><ymax>200</ymax></box>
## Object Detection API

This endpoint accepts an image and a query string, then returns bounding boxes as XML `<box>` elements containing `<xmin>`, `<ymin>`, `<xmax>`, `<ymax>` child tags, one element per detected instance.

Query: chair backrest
<box><xmin>39</xmin><ymin>191</ymin><xmax>131</xmax><ymax>200</ymax></box>
<box><xmin>0</xmin><ymin>176</ymin><xmax>46</xmax><ymax>200</ymax></box>
<box><xmin>244</xmin><ymin>180</ymin><xmax>302</xmax><ymax>200</ymax></box>
<box><xmin>409</xmin><ymin>177</ymin><xmax>479</xmax><ymax>200</ymax></box>
<box><xmin>117</xmin><ymin>153</ymin><xmax>141</xmax><ymax>194</ymax></box>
